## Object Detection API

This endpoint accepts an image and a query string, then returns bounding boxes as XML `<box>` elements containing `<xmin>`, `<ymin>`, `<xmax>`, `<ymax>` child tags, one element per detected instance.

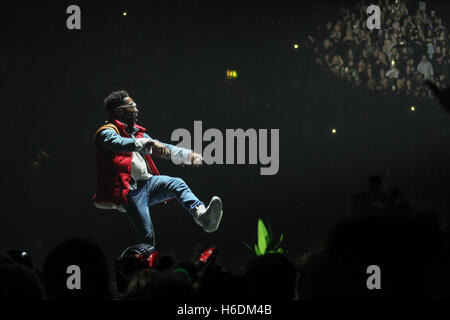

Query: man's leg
<box><xmin>146</xmin><ymin>175</ymin><xmax>223</xmax><ymax>232</ymax></box>
<box><xmin>146</xmin><ymin>175</ymin><xmax>203</xmax><ymax>213</ymax></box>
<box><xmin>125</xmin><ymin>183</ymin><xmax>155</xmax><ymax>247</ymax></box>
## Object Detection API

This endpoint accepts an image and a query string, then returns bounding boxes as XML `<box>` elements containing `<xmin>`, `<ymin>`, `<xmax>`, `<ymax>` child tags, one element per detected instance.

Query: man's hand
<box><xmin>140</xmin><ymin>139</ymin><xmax>154</xmax><ymax>153</ymax></box>
<box><xmin>190</xmin><ymin>152</ymin><xmax>203</xmax><ymax>167</ymax></box>
<box><xmin>153</xmin><ymin>141</ymin><xmax>171</xmax><ymax>158</ymax></box>
<box><xmin>141</xmin><ymin>139</ymin><xmax>170</xmax><ymax>158</ymax></box>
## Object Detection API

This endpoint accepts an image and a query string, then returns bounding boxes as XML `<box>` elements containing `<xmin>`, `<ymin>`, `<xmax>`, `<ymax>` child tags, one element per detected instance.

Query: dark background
<box><xmin>1</xmin><ymin>0</ymin><xmax>450</xmax><ymax>276</ymax></box>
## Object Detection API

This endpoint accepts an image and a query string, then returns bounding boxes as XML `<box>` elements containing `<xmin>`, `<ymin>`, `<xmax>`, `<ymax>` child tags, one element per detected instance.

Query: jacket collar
<box><xmin>134</xmin><ymin>123</ymin><xmax>147</xmax><ymax>132</ymax></box>
<box><xmin>109</xmin><ymin>118</ymin><xmax>146</xmax><ymax>135</ymax></box>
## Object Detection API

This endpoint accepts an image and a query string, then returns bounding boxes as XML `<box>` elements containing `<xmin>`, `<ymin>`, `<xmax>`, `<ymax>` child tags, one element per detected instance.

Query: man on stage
<box><xmin>92</xmin><ymin>90</ymin><xmax>223</xmax><ymax>248</ymax></box>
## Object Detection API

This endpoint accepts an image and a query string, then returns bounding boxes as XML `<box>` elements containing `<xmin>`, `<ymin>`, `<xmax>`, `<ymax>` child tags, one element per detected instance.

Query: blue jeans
<box><xmin>124</xmin><ymin>175</ymin><xmax>204</xmax><ymax>247</ymax></box>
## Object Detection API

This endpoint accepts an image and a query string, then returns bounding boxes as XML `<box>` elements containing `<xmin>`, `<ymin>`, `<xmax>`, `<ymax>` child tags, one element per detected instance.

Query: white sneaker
<box><xmin>194</xmin><ymin>205</ymin><xmax>207</xmax><ymax>228</ymax></box>
<box><xmin>194</xmin><ymin>196</ymin><xmax>223</xmax><ymax>233</ymax></box>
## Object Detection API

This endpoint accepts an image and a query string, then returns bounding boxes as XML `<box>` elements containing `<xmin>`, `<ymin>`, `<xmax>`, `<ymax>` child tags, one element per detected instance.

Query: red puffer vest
<box><xmin>92</xmin><ymin>119</ymin><xmax>160</xmax><ymax>208</ymax></box>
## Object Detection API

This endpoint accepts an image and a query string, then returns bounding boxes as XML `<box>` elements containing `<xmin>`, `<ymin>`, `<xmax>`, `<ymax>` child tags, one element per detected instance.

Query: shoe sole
<box><xmin>204</xmin><ymin>196</ymin><xmax>223</xmax><ymax>233</ymax></box>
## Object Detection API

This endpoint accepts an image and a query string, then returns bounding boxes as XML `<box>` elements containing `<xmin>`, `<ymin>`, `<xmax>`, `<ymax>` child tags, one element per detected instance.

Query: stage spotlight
<box><xmin>226</xmin><ymin>70</ymin><xmax>238</xmax><ymax>79</ymax></box>
<box><xmin>410</xmin><ymin>105</ymin><xmax>416</xmax><ymax>112</ymax></box>
<box><xmin>293</xmin><ymin>44</ymin><xmax>299</xmax><ymax>49</ymax></box>
<box><xmin>331</xmin><ymin>128</ymin><xmax>337</xmax><ymax>135</ymax></box>
<box><xmin>123</xmin><ymin>11</ymin><xmax>127</xmax><ymax>16</ymax></box>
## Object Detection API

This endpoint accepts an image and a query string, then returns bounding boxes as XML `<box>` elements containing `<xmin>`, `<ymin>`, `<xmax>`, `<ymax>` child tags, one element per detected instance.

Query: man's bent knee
<box><xmin>170</xmin><ymin>177</ymin><xmax>186</xmax><ymax>187</ymax></box>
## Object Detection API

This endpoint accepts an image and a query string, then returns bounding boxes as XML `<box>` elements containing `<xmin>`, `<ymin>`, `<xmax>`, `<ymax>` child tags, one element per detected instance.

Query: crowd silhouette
<box><xmin>2</xmin><ymin>167</ymin><xmax>450</xmax><ymax>299</ymax></box>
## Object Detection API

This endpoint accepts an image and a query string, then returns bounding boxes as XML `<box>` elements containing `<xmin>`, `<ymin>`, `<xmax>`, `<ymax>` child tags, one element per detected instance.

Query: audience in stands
<box><xmin>310</xmin><ymin>0</ymin><xmax>449</xmax><ymax>98</ymax></box>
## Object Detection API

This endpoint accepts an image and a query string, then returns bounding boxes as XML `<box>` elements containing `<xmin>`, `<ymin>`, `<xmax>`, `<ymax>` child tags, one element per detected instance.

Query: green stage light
<box><xmin>243</xmin><ymin>219</ymin><xmax>286</xmax><ymax>256</ymax></box>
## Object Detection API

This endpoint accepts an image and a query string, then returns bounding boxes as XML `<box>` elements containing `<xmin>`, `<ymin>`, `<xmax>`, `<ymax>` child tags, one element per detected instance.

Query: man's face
<box><xmin>116</xmin><ymin>96</ymin><xmax>139</xmax><ymax>125</ymax></box>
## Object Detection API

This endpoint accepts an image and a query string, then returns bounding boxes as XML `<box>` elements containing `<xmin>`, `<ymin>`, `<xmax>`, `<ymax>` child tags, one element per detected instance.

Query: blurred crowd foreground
<box><xmin>2</xmin><ymin>173</ymin><xmax>450</xmax><ymax>300</ymax></box>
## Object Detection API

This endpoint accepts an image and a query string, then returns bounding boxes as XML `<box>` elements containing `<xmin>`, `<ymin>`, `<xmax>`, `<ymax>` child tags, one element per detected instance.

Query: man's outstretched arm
<box><xmin>95</xmin><ymin>129</ymin><xmax>146</xmax><ymax>153</ymax></box>
<box><xmin>95</xmin><ymin>129</ymin><xmax>165</xmax><ymax>156</ymax></box>
<box><xmin>95</xmin><ymin>129</ymin><xmax>202</xmax><ymax>165</ymax></box>
<box><xmin>143</xmin><ymin>133</ymin><xmax>203</xmax><ymax>166</ymax></box>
